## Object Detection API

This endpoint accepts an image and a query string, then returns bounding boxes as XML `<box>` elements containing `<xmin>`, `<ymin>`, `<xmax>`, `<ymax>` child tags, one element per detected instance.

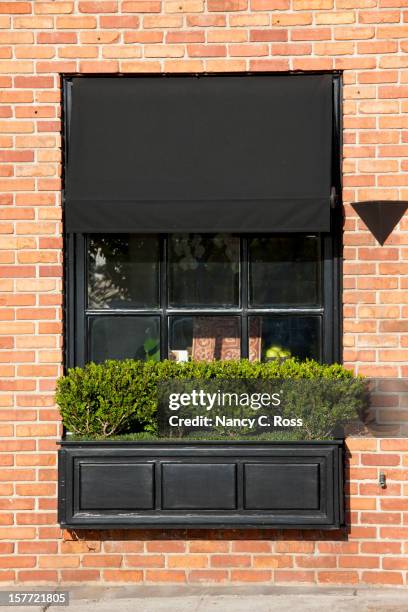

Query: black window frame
<box><xmin>62</xmin><ymin>72</ymin><xmax>343</xmax><ymax>370</ymax></box>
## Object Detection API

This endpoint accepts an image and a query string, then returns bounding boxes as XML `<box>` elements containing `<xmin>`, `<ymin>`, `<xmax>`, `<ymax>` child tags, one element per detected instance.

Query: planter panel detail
<box><xmin>58</xmin><ymin>441</ymin><xmax>344</xmax><ymax>529</ymax></box>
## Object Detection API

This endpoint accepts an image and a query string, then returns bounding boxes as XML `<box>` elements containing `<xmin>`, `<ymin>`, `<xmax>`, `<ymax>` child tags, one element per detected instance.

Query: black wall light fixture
<box><xmin>351</xmin><ymin>201</ymin><xmax>408</xmax><ymax>246</ymax></box>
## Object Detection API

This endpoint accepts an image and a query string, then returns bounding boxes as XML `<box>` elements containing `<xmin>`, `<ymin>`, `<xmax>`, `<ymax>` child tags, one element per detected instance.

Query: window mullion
<box><xmin>160</xmin><ymin>234</ymin><xmax>168</xmax><ymax>360</ymax></box>
<box><xmin>76</xmin><ymin>233</ymin><xmax>86</xmax><ymax>368</ymax></box>
<box><xmin>241</xmin><ymin>236</ymin><xmax>249</xmax><ymax>359</ymax></box>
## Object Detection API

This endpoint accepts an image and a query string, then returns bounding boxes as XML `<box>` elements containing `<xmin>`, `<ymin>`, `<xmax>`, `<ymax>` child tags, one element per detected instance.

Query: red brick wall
<box><xmin>1</xmin><ymin>0</ymin><xmax>408</xmax><ymax>587</ymax></box>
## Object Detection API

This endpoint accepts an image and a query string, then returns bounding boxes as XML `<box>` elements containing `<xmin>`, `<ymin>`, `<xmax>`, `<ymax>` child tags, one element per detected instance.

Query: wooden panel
<box><xmin>244</xmin><ymin>463</ymin><xmax>320</xmax><ymax>510</ymax></box>
<box><xmin>79</xmin><ymin>462</ymin><xmax>154</xmax><ymax>510</ymax></box>
<box><xmin>58</xmin><ymin>442</ymin><xmax>343</xmax><ymax>528</ymax></box>
<box><xmin>162</xmin><ymin>463</ymin><xmax>237</xmax><ymax>510</ymax></box>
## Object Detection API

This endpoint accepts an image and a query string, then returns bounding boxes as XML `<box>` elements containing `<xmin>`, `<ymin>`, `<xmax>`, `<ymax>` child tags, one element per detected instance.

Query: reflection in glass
<box><xmin>89</xmin><ymin>316</ymin><xmax>160</xmax><ymax>363</ymax></box>
<box><xmin>87</xmin><ymin>234</ymin><xmax>159</xmax><ymax>309</ymax></box>
<box><xmin>249</xmin><ymin>316</ymin><xmax>321</xmax><ymax>362</ymax></box>
<box><xmin>249</xmin><ymin>235</ymin><xmax>321</xmax><ymax>307</ymax></box>
<box><xmin>169</xmin><ymin>316</ymin><xmax>240</xmax><ymax>361</ymax></box>
<box><xmin>168</xmin><ymin>234</ymin><xmax>239</xmax><ymax>307</ymax></box>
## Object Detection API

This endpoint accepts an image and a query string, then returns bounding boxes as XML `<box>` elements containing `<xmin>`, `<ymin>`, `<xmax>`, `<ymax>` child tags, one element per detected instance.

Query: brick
<box><xmin>0</xmin><ymin>557</ymin><xmax>36</xmax><ymax>569</ymax></box>
<box><xmin>35</xmin><ymin>2</ymin><xmax>74</xmax><ymax>13</ymax></box>
<box><xmin>339</xmin><ymin>556</ymin><xmax>379</xmax><ymax>568</ymax></box>
<box><xmin>316</xmin><ymin>10</ymin><xmax>355</xmax><ymax>22</ymax></box>
<box><xmin>255</xmin><ymin>555</ymin><xmax>292</xmax><ymax>568</ymax></box>
<box><xmin>60</xmin><ymin>46</ymin><xmax>98</xmax><ymax>58</ymax></box>
<box><xmin>19</xmin><ymin>570</ymin><xmax>58</xmax><ymax>582</ymax></box>
<box><xmin>169</xmin><ymin>555</ymin><xmax>208</xmax><ymax>568</ymax></box>
<box><xmin>123</xmin><ymin>0</ymin><xmax>161</xmax><ymax>9</ymax></box>
<box><xmin>19</xmin><ymin>542</ymin><xmax>58</xmax><ymax>554</ymax></box>
<box><xmin>61</xmin><ymin>570</ymin><xmax>100</xmax><ymax>581</ymax></box>
<box><xmin>318</xmin><ymin>542</ymin><xmax>359</xmax><ymax>554</ymax></box>
<box><xmin>275</xmin><ymin>570</ymin><xmax>314</xmax><ymax>583</ymax></box>
<box><xmin>336</xmin><ymin>27</ymin><xmax>375</xmax><ymax>39</ymax></box>
<box><xmin>206</xmin><ymin>59</ymin><xmax>246</xmax><ymax>71</ymax></box>
<box><xmin>362</xmin><ymin>542</ymin><xmax>401</xmax><ymax>554</ymax></box>
<box><xmin>145</xmin><ymin>570</ymin><xmax>185</xmax><ymax>582</ymax></box>
<box><xmin>190</xmin><ymin>541</ymin><xmax>230</xmax><ymax>552</ymax></box>
<box><xmin>144</xmin><ymin>15</ymin><xmax>182</xmax><ymax>26</ymax></box>
<box><xmin>231</xmin><ymin>570</ymin><xmax>272</xmax><ymax>582</ymax></box>
<box><xmin>146</xmin><ymin>541</ymin><xmax>186</xmax><ymax>552</ymax></box>
<box><xmin>103</xmin><ymin>541</ymin><xmax>142</xmax><ymax>553</ymax></box>
<box><xmin>362</xmin><ymin>454</ymin><xmax>400</xmax><ymax>466</ymax></box>
<box><xmin>79</xmin><ymin>1</ymin><xmax>118</xmax><ymax>11</ymax></box>
<box><xmin>57</xmin><ymin>16</ymin><xmax>97</xmax><ymax>28</ymax></box>
<box><xmin>292</xmin><ymin>28</ymin><xmax>331</xmax><ymax>40</ymax></box>
<box><xmin>209</xmin><ymin>0</ymin><xmax>248</xmax><ymax>7</ymax></box>
<box><xmin>0</xmin><ymin>528</ymin><xmax>36</xmax><ymax>540</ymax></box>
<box><xmin>83</xmin><ymin>555</ymin><xmax>123</xmax><ymax>567</ymax></box>
<box><xmin>275</xmin><ymin>541</ymin><xmax>315</xmax><ymax>553</ymax></box>
<box><xmin>38</xmin><ymin>32</ymin><xmax>77</xmax><ymax>43</ymax></box>
<box><xmin>165</xmin><ymin>0</ymin><xmax>204</xmax><ymax>10</ymax></box>
<box><xmin>248</xmin><ymin>29</ymin><xmax>285</xmax><ymax>41</ymax></box>
<box><xmin>211</xmin><ymin>555</ymin><xmax>250</xmax><ymax>567</ymax></box>
<box><xmin>39</xmin><ymin>555</ymin><xmax>80</xmax><ymax>569</ymax></box>
<box><xmin>318</xmin><ymin>571</ymin><xmax>359</xmax><ymax>584</ymax></box>
<box><xmin>187</xmin><ymin>44</ymin><xmax>225</xmax><ymax>56</ymax></box>
<box><xmin>271</xmin><ymin>42</ymin><xmax>312</xmax><ymax>54</ymax></box>
<box><xmin>362</xmin><ymin>571</ymin><xmax>404</xmax><ymax>584</ymax></box>
<box><xmin>125</xmin><ymin>554</ymin><xmax>164</xmax><ymax>567</ymax></box>
<box><xmin>229</xmin><ymin>43</ymin><xmax>268</xmax><ymax>55</ymax></box>
<box><xmin>249</xmin><ymin>59</ymin><xmax>289</xmax><ymax>70</ymax></box>
<box><xmin>62</xmin><ymin>540</ymin><xmax>101</xmax><ymax>553</ymax></box>
<box><xmin>14</xmin><ymin>17</ymin><xmax>54</xmax><ymax>28</ymax></box>
<box><xmin>0</xmin><ymin>2</ymin><xmax>32</xmax><ymax>13</ymax></box>
<box><xmin>378</xmin><ymin>25</ymin><xmax>408</xmax><ymax>37</ymax></box>
<box><xmin>293</xmin><ymin>0</ymin><xmax>332</xmax><ymax>7</ymax></box>
<box><xmin>81</xmin><ymin>31</ymin><xmax>119</xmax><ymax>43</ymax></box>
<box><xmin>145</xmin><ymin>44</ymin><xmax>184</xmax><ymax>57</ymax></box>
<box><xmin>101</xmin><ymin>15</ymin><xmax>140</xmax><ymax>26</ymax></box>
<box><xmin>17</xmin><ymin>512</ymin><xmax>57</xmax><ymax>525</ymax></box>
<box><xmin>358</xmin><ymin>41</ymin><xmax>397</xmax><ymax>53</ymax></box>
<box><xmin>360</xmin><ymin>9</ymin><xmax>400</xmax><ymax>21</ymax></box>
<box><xmin>381</xmin><ymin>440</ymin><xmax>408</xmax><ymax>450</ymax></box>
<box><xmin>189</xmin><ymin>570</ymin><xmax>228</xmax><ymax>582</ymax></box>
<box><xmin>383</xmin><ymin>557</ymin><xmax>408</xmax><ymax>570</ymax></box>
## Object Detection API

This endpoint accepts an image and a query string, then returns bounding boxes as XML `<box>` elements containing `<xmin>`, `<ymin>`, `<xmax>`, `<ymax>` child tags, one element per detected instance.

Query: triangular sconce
<box><xmin>351</xmin><ymin>201</ymin><xmax>408</xmax><ymax>246</ymax></box>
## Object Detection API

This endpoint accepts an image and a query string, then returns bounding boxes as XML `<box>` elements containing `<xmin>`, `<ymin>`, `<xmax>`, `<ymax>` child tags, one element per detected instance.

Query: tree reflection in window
<box><xmin>87</xmin><ymin>235</ymin><xmax>159</xmax><ymax>309</ymax></box>
<box><xmin>169</xmin><ymin>234</ymin><xmax>239</xmax><ymax>308</ymax></box>
<box><xmin>249</xmin><ymin>235</ymin><xmax>321</xmax><ymax>307</ymax></box>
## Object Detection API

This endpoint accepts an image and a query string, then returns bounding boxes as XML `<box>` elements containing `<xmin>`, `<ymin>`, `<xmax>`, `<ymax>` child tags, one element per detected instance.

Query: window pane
<box><xmin>87</xmin><ymin>234</ymin><xmax>159</xmax><ymax>309</ymax></box>
<box><xmin>88</xmin><ymin>316</ymin><xmax>160</xmax><ymax>363</ymax></box>
<box><xmin>249</xmin><ymin>316</ymin><xmax>321</xmax><ymax>362</ymax></box>
<box><xmin>249</xmin><ymin>235</ymin><xmax>321</xmax><ymax>307</ymax></box>
<box><xmin>168</xmin><ymin>234</ymin><xmax>239</xmax><ymax>308</ymax></box>
<box><xmin>169</xmin><ymin>316</ymin><xmax>240</xmax><ymax>361</ymax></box>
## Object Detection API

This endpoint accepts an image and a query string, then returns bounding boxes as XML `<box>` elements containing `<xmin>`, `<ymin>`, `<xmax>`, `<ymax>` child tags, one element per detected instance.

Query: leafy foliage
<box><xmin>56</xmin><ymin>358</ymin><xmax>366</xmax><ymax>440</ymax></box>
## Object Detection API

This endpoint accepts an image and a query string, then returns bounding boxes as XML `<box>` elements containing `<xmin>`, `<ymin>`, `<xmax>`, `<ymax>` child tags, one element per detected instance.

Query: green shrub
<box><xmin>56</xmin><ymin>358</ymin><xmax>366</xmax><ymax>440</ymax></box>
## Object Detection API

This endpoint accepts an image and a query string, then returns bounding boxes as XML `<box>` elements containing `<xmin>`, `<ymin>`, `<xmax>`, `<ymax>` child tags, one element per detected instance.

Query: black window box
<box><xmin>58</xmin><ymin>440</ymin><xmax>344</xmax><ymax>530</ymax></box>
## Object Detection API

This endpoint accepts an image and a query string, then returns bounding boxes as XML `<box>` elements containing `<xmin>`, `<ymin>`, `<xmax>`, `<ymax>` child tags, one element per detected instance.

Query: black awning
<box><xmin>65</xmin><ymin>75</ymin><xmax>333</xmax><ymax>233</ymax></box>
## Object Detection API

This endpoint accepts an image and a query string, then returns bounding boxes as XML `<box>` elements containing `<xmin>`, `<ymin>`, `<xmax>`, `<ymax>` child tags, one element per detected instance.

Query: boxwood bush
<box><xmin>56</xmin><ymin>358</ymin><xmax>366</xmax><ymax>440</ymax></box>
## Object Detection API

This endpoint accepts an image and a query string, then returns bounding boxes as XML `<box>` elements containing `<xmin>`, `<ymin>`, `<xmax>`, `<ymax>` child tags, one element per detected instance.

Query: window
<box><xmin>64</xmin><ymin>74</ymin><xmax>341</xmax><ymax>368</ymax></box>
<box><xmin>66</xmin><ymin>232</ymin><xmax>339</xmax><ymax>366</ymax></box>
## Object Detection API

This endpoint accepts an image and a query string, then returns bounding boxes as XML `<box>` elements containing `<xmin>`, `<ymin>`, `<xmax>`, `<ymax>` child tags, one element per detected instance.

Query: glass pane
<box><xmin>249</xmin><ymin>235</ymin><xmax>321</xmax><ymax>307</ymax></box>
<box><xmin>87</xmin><ymin>234</ymin><xmax>159</xmax><ymax>309</ymax></box>
<box><xmin>169</xmin><ymin>316</ymin><xmax>241</xmax><ymax>361</ymax></box>
<box><xmin>88</xmin><ymin>316</ymin><xmax>160</xmax><ymax>363</ymax></box>
<box><xmin>168</xmin><ymin>234</ymin><xmax>239</xmax><ymax>308</ymax></box>
<box><xmin>249</xmin><ymin>316</ymin><xmax>321</xmax><ymax>362</ymax></box>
